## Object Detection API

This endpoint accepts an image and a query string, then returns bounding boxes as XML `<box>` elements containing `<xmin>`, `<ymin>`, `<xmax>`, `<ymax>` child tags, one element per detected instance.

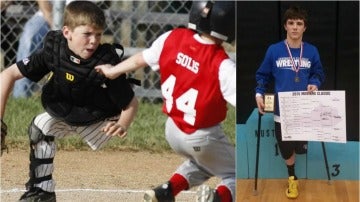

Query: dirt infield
<box><xmin>1</xmin><ymin>150</ymin><xmax>220</xmax><ymax>202</ymax></box>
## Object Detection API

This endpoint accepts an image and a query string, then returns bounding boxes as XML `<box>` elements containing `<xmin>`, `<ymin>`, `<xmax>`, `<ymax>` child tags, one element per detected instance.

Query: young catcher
<box><xmin>0</xmin><ymin>1</ymin><xmax>138</xmax><ymax>201</ymax></box>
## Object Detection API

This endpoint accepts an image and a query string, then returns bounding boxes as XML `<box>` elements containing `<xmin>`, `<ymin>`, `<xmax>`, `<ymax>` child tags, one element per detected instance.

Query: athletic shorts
<box><xmin>274</xmin><ymin>122</ymin><xmax>308</xmax><ymax>160</ymax></box>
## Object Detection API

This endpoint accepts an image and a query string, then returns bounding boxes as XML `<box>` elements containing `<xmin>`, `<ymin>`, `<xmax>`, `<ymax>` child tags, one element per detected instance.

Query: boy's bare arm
<box><xmin>101</xmin><ymin>97</ymin><xmax>138</xmax><ymax>137</ymax></box>
<box><xmin>95</xmin><ymin>52</ymin><xmax>147</xmax><ymax>79</ymax></box>
<box><xmin>0</xmin><ymin>64</ymin><xmax>24</xmax><ymax>118</ymax></box>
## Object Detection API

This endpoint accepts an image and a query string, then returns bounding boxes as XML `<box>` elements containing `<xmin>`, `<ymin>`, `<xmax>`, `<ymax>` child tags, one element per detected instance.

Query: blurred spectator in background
<box><xmin>1</xmin><ymin>1</ymin><xmax>18</xmax><ymax>69</ymax></box>
<box><xmin>13</xmin><ymin>0</ymin><xmax>52</xmax><ymax>98</ymax></box>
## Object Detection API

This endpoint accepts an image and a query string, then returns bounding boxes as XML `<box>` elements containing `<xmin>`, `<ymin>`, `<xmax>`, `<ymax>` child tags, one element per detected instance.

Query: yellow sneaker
<box><xmin>285</xmin><ymin>176</ymin><xmax>299</xmax><ymax>199</ymax></box>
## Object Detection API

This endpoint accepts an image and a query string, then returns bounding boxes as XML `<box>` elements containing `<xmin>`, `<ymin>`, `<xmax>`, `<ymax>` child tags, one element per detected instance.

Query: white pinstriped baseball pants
<box><xmin>30</xmin><ymin>112</ymin><xmax>116</xmax><ymax>192</ymax></box>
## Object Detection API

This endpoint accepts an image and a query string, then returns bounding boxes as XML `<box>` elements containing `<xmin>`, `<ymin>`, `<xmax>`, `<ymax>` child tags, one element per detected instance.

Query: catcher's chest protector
<box><xmin>41</xmin><ymin>31</ymin><xmax>124</xmax><ymax>126</ymax></box>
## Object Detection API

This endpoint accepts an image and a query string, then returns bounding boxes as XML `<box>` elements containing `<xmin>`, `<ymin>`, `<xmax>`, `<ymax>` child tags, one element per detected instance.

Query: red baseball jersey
<box><xmin>158</xmin><ymin>28</ymin><xmax>229</xmax><ymax>134</ymax></box>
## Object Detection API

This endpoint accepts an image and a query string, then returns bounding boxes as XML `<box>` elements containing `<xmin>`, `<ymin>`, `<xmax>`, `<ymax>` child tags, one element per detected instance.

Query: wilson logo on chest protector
<box><xmin>65</xmin><ymin>72</ymin><xmax>74</xmax><ymax>82</ymax></box>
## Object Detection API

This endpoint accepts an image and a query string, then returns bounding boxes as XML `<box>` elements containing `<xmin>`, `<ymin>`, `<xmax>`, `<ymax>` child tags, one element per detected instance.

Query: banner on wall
<box><xmin>278</xmin><ymin>91</ymin><xmax>346</xmax><ymax>143</ymax></box>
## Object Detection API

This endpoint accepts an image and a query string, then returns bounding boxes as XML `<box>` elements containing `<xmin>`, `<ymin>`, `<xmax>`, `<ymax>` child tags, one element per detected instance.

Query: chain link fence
<box><xmin>1</xmin><ymin>1</ymin><xmax>235</xmax><ymax>102</ymax></box>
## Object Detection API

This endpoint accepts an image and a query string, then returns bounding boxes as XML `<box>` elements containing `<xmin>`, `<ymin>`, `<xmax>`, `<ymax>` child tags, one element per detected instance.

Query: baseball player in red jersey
<box><xmin>96</xmin><ymin>2</ymin><xmax>236</xmax><ymax>202</ymax></box>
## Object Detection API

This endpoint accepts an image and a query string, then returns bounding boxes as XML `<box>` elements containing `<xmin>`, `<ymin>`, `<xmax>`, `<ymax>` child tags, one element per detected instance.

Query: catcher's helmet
<box><xmin>188</xmin><ymin>1</ymin><xmax>235</xmax><ymax>43</ymax></box>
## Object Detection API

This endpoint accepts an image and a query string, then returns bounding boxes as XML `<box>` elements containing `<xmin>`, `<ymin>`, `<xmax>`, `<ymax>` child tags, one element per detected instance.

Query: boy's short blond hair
<box><xmin>63</xmin><ymin>1</ymin><xmax>105</xmax><ymax>30</ymax></box>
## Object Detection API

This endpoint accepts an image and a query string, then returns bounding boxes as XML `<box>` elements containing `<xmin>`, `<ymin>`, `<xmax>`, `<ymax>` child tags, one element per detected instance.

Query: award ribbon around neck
<box><xmin>284</xmin><ymin>40</ymin><xmax>303</xmax><ymax>82</ymax></box>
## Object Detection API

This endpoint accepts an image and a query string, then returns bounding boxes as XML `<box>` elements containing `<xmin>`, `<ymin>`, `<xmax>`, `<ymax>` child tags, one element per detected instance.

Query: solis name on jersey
<box><xmin>176</xmin><ymin>52</ymin><xmax>199</xmax><ymax>74</ymax></box>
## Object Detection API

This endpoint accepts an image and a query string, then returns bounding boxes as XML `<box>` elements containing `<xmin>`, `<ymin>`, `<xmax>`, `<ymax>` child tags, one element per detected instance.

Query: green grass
<box><xmin>3</xmin><ymin>96</ymin><xmax>236</xmax><ymax>152</ymax></box>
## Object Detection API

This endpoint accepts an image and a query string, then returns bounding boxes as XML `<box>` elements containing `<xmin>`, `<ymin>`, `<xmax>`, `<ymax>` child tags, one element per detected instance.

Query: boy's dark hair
<box><xmin>63</xmin><ymin>1</ymin><xmax>105</xmax><ymax>30</ymax></box>
<box><xmin>282</xmin><ymin>5</ymin><xmax>308</xmax><ymax>26</ymax></box>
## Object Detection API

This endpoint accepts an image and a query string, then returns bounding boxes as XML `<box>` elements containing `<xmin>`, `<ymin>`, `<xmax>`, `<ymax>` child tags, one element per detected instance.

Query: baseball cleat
<box><xmin>143</xmin><ymin>190</ymin><xmax>157</xmax><ymax>202</ymax></box>
<box><xmin>143</xmin><ymin>182</ymin><xmax>175</xmax><ymax>202</ymax></box>
<box><xmin>18</xmin><ymin>187</ymin><xmax>56</xmax><ymax>202</ymax></box>
<box><xmin>196</xmin><ymin>185</ymin><xmax>220</xmax><ymax>202</ymax></box>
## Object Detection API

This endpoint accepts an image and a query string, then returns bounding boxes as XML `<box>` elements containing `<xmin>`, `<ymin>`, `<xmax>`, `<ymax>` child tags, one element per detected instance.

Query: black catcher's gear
<box><xmin>188</xmin><ymin>1</ymin><xmax>235</xmax><ymax>43</ymax></box>
<box><xmin>1</xmin><ymin>119</ymin><xmax>8</xmax><ymax>156</ymax></box>
<box><xmin>39</xmin><ymin>30</ymin><xmax>134</xmax><ymax>126</ymax></box>
<box><xmin>26</xmin><ymin>119</ymin><xmax>55</xmax><ymax>192</ymax></box>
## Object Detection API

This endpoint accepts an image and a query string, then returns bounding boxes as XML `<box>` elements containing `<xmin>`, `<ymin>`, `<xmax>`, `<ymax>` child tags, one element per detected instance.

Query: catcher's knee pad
<box><xmin>28</xmin><ymin>119</ymin><xmax>54</xmax><ymax>145</ymax></box>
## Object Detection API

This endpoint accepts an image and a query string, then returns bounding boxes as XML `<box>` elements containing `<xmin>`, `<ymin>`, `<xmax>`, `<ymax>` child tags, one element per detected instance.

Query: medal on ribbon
<box><xmin>285</xmin><ymin>40</ymin><xmax>303</xmax><ymax>83</ymax></box>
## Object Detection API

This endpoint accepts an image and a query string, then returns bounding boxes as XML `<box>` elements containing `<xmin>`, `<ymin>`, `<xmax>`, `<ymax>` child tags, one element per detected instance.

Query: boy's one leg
<box><xmin>19</xmin><ymin>120</ymin><xmax>56</xmax><ymax>202</ymax></box>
